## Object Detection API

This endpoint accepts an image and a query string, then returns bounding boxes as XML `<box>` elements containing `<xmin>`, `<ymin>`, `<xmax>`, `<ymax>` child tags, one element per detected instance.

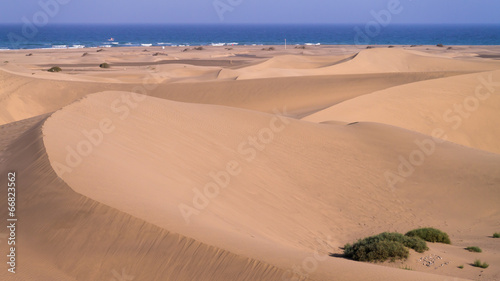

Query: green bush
<box><xmin>466</xmin><ymin>246</ymin><xmax>482</xmax><ymax>253</ymax></box>
<box><xmin>47</xmin><ymin>66</ymin><xmax>62</xmax><ymax>72</ymax></box>
<box><xmin>493</xmin><ymin>232</ymin><xmax>500</xmax><ymax>238</ymax></box>
<box><xmin>401</xmin><ymin>265</ymin><xmax>412</xmax><ymax>270</ymax></box>
<box><xmin>344</xmin><ymin>232</ymin><xmax>428</xmax><ymax>262</ymax></box>
<box><xmin>405</xmin><ymin>228</ymin><xmax>451</xmax><ymax>244</ymax></box>
<box><xmin>99</xmin><ymin>63</ymin><xmax>110</xmax><ymax>68</ymax></box>
<box><xmin>458</xmin><ymin>265</ymin><xmax>464</xmax><ymax>269</ymax></box>
<box><xmin>473</xmin><ymin>259</ymin><xmax>489</xmax><ymax>269</ymax></box>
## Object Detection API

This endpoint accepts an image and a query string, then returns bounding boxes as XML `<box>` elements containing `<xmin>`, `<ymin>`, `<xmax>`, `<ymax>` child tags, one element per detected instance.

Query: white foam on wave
<box><xmin>141</xmin><ymin>44</ymin><xmax>153</xmax><ymax>47</ymax></box>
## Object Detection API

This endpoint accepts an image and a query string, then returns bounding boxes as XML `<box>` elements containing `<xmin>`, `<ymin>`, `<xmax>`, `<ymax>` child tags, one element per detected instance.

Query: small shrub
<box><xmin>437</xmin><ymin>44</ymin><xmax>444</xmax><ymax>47</ymax></box>
<box><xmin>466</xmin><ymin>246</ymin><xmax>482</xmax><ymax>253</ymax></box>
<box><xmin>47</xmin><ymin>66</ymin><xmax>62</xmax><ymax>72</ymax></box>
<box><xmin>344</xmin><ymin>232</ymin><xmax>428</xmax><ymax>262</ymax></box>
<box><xmin>99</xmin><ymin>63</ymin><xmax>110</xmax><ymax>68</ymax></box>
<box><xmin>82</xmin><ymin>52</ymin><xmax>88</xmax><ymax>57</ymax></box>
<box><xmin>96</xmin><ymin>49</ymin><xmax>104</xmax><ymax>52</ymax></box>
<box><xmin>182</xmin><ymin>48</ymin><xmax>189</xmax><ymax>52</ymax></box>
<box><xmin>388</xmin><ymin>45</ymin><xmax>395</xmax><ymax>48</ymax></box>
<box><xmin>405</xmin><ymin>228</ymin><xmax>451</xmax><ymax>244</ymax></box>
<box><xmin>493</xmin><ymin>232</ymin><xmax>500</xmax><ymax>238</ymax></box>
<box><xmin>295</xmin><ymin>45</ymin><xmax>306</xmax><ymax>49</ymax></box>
<box><xmin>473</xmin><ymin>259</ymin><xmax>489</xmax><ymax>269</ymax></box>
<box><xmin>262</xmin><ymin>47</ymin><xmax>275</xmax><ymax>51</ymax></box>
<box><xmin>366</xmin><ymin>46</ymin><xmax>374</xmax><ymax>49</ymax></box>
<box><xmin>410</xmin><ymin>45</ymin><xmax>417</xmax><ymax>47</ymax></box>
<box><xmin>193</xmin><ymin>46</ymin><xmax>204</xmax><ymax>51</ymax></box>
<box><xmin>3</xmin><ymin>61</ymin><xmax>8</xmax><ymax>63</ymax></box>
<box><xmin>26</xmin><ymin>53</ymin><xmax>32</xmax><ymax>56</ymax></box>
<box><xmin>401</xmin><ymin>265</ymin><xmax>412</xmax><ymax>270</ymax></box>
<box><xmin>447</xmin><ymin>47</ymin><xmax>453</xmax><ymax>50</ymax></box>
<box><xmin>458</xmin><ymin>265</ymin><xmax>464</xmax><ymax>269</ymax></box>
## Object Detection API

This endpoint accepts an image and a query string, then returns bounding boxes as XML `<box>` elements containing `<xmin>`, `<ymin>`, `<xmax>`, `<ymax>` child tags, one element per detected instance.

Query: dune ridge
<box><xmin>41</xmin><ymin>91</ymin><xmax>500</xmax><ymax>281</ymax></box>
<box><xmin>304</xmin><ymin>70</ymin><xmax>500</xmax><ymax>154</ymax></box>
<box><xmin>0</xmin><ymin>115</ymin><xmax>300</xmax><ymax>281</ymax></box>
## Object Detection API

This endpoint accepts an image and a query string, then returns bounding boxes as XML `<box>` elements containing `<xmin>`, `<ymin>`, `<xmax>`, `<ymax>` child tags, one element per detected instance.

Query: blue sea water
<box><xmin>1</xmin><ymin>24</ymin><xmax>499</xmax><ymax>50</ymax></box>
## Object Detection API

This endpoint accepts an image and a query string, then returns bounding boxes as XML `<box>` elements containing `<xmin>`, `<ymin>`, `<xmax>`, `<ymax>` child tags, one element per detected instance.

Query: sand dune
<box><xmin>40</xmin><ymin>91</ymin><xmax>499</xmax><ymax>280</ymax></box>
<box><xmin>0</xmin><ymin>66</ymin><xmax>463</xmax><ymax>125</ymax></box>
<box><xmin>1</xmin><ymin>46</ymin><xmax>500</xmax><ymax>281</ymax></box>
<box><xmin>0</xmin><ymin>115</ymin><xmax>293</xmax><ymax>281</ymax></box>
<box><xmin>304</xmin><ymin>70</ymin><xmax>500</xmax><ymax>154</ymax></box>
<box><xmin>232</xmin><ymin>48</ymin><xmax>500</xmax><ymax>79</ymax></box>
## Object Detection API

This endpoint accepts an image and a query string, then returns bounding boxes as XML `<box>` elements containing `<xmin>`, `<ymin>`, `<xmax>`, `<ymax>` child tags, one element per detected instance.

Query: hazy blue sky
<box><xmin>0</xmin><ymin>0</ymin><xmax>499</xmax><ymax>24</ymax></box>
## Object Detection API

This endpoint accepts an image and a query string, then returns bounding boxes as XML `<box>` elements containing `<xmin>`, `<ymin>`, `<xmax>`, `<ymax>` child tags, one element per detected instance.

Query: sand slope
<box><xmin>304</xmin><ymin>70</ymin><xmax>500</xmax><ymax>154</ymax></box>
<box><xmin>0</xmin><ymin>67</ymin><xmax>464</xmax><ymax>125</ymax></box>
<box><xmin>233</xmin><ymin>48</ymin><xmax>500</xmax><ymax>79</ymax></box>
<box><xmin>40</xmin><ymin>91</ymin><xmax>500</xmax><ymax>280</ymax></box>
<box><xmin>0</xmin><ymin>115</ymin><xmax>294</xmax><ymax>281</ymax></box>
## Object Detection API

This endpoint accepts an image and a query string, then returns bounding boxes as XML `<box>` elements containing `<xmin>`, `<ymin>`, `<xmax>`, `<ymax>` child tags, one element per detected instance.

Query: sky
<box><xmin>0</xmin><ymin>0</ymin><xmax>499</xmax><ymax>25</ymax></box>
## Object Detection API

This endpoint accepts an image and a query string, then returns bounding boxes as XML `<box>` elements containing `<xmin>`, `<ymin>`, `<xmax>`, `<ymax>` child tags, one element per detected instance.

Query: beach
<box><xmin>1</xmin><ymin>44</ymin><xmax>500</xmax><ymax>281</ymax></box>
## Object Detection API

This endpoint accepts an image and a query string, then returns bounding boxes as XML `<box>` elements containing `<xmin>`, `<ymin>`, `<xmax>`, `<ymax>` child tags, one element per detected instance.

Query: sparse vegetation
<box><xmin>295</xmin><ymin>45</ymin><xmax>306</xmax><ymax>49</ymax></box>
<box><xmin>193</xmin><ymin>46</ymin><xmax>204</xmax><ymax>51</ymax></box>
<box><xmin>99</xmin><ymin>63</ymin><xmax>110</xmax><ymax>68</ymax></box>
<box><xmin>182</xmin><ymin>48</ymin><xmax>189</xmax><ymax>52</ymax></box>
<box><xmin>465</xmin><ymin>246</ymin><xmax>482</xmax><ymax>253</ymax></box>
<box><xmin>82</xmin><ymin>52</ymin><xmax>88</xmax><ymax>57</ymax></box>
<box><xmin>493</xmin><ymin>232</ymin><xmax>500</xmax><ymax>238</ymax></box>
<box><xmin>366</xmin><ymin>46</ymin><xmax>374</xmax><ymax>49</ymax></box>
<box><xmin>458</xmin><ymin>265</ymin><xmax>464</xmax><ymax>269</ymax></box>
<box><xmin>405</xmin><ymin>228</ymin><xmax>451</xmax><ymax>244</ymax></box>
<box><xmin>344</xmin><ymin>232</ymin><xmax>428</xmax><ymax>262</ymax></box>
<box><xmin>388</xmin><ymin>45</ymin><xmax>395</xmax><ymax>48</ymax></box>
<box><xmin>26</xmin><ymin>53</ymin><xmax>32</xmax><ymax>56</ymax></box>
<box><xmin>262</xmin><ymin>47</ymin><xmax>275</xmax><ymax>51</ymax></box>
<box><xmin>437</xmin><ymin>44</ymin><xmax>444</xmax><ymax>47</ymax></box>
<box><xmin>47</xmin><ymin>66</ymin><xmax>62</xmax><ymax>72</ymax></box>
<box><xmin>3</xmin><ymin>61</ymin><xmax>8</xmax><ymax>63</ymax></box>
<box><xmin>96</xmin><ymin>49</ymin><xmax>104</xmax><ymax>52</ymax></box>
<box><xmin>447</xmin><ymin>47</ymin><xmax>453</xmax><ymax>50</ymax></box>
<box><xmin>401</xmin><ymin>265</ymin><xmax>412</xmax><ymax>270</ymax></box>
<box><xmin>473</xmin><ymin>259</ymin><xmax>489</xmax><ymax>269</ymax></box>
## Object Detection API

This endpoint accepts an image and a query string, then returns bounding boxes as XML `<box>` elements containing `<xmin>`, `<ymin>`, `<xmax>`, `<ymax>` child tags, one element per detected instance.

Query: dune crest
<box><xmin>304</xmin><ymin>70</ymin><xmax>500</xmax><ymax>154</ymax></box>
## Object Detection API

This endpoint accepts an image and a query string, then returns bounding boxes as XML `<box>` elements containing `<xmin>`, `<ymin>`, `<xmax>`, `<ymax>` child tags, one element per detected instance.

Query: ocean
<box><xmin>1</xmin><ymin>24</ymin><xmax>500</xmax><ymax>50</ymax></box>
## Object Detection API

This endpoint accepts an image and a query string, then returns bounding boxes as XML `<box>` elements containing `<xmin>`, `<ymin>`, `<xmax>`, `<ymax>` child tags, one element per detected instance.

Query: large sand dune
<box><xmin>304</xmin><ymin>70</ymin><xmax>500</xmax><ymax>154</ymax></box>
<box><xmin>1</xmin><ymin>45</ymin><xmax>500</xmax><ymax>280</ymax></box>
